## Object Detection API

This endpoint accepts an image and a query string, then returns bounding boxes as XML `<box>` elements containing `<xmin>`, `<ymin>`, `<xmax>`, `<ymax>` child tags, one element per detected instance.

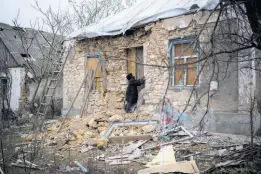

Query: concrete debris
<box><xmin>122</xmin><ymin>140</ymin><xmax>147</xmax><ymax>155</ymax></box>
<box><xmin>79</xmin><ymin>145</ymin><xmax>94</xmax><ymax>153</ymax></box>
<box><xmin>83</xmin><ymin>139</ymin><xmax>97</xmax><ymax>146</ymax></box>
<box><xmin>25</xmin><ymin>134</ymin><xmax>35</xmax><ymax>141</ymax></box>
<box><xmin>98</xmin><ymin>126</ymin><xmax>107</xmax><ymax>133</ymax></box>
<box><xmin>46</xmin><ymin>140</ymin><xmax>58</xmax><ymax>146</ymax></box>
<box><xmin>108</xmin><ymin>114</ymin><xmax>124</xmax><ymax>122</ymax></box>
<box><xmin>88</xmin><ymin>118</ymin><xmax>97</xmax><ymax>127</ymax></box>
<box><xmin>58</xmin><ymin>164</ymin><xmax>79</xmax><ymax>172</ymax></box>
<box><xmin>96</xmin><ymin>154</ymin><xmax>105</xmax><ymax>161</ymax></box>
<box><xmin>142</xmin><ymin>125</ymin><xmax>156</xmax><ymax>133</ymax></box>
<box><xmin>105</xmin><ymin>146</ymin><xmax>143</xmax><ymax>165</ymax></box>
<box><xmin>218</xmin><ymin>149</ymin><xmax>227</xmax><ymax>156</ymax></box>
<box><xmin>96</xmin><ymin>138</ymin><xmax>109</xmax><ymax>148</ymax></box>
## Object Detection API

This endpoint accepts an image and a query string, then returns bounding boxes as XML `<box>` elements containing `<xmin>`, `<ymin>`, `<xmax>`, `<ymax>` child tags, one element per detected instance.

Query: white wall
<box><xmin>9</xmin><ymin>67</ymin><xmax>25</xmax><ymax>113</ymax></box>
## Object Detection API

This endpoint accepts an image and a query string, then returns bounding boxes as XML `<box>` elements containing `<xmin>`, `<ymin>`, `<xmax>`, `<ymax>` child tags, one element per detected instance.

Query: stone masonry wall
<box><xmin>63</xmin><ymin>11</ymin><xmax>245</xmax><ymax>117</ymax></box>
<box><xmin>63</xmin><ymin>46</ymin><xmax>85</xmax><ymax>110</ymax></box>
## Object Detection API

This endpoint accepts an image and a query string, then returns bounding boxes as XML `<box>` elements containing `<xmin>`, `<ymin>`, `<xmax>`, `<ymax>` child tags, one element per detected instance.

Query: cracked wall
<box><xmin>63</xmin><ymin>11</ymin><xmax>250</xmax><ymax>119</ymax></box>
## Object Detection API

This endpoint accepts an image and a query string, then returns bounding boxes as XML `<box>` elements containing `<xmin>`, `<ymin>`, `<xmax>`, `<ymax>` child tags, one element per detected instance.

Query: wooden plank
<box><xmin>123</xmin><ymin>140</ymin><xmax>147</xmax><ymax>155</ymax></box>
<box><xmin>108</xmin><ymin>135</ymin><xmax>152</xmax><ymax>143</ymax></box>
<box><xmin>174</xmin><ymin>44</ymin><xmax>182</xmax><ymax>57</ymax></box>
<box><xmin>127</xmin><ymin>48</ymin><xmax>136</xmax><ymax>76</ymax></box>
<box><xmin>174</xmin><ymin>59</ymin><xmax>185</xmax><ymax>85</ymax></box>
<box><xmin>95</xmin><ymin>77</ymin><xmax>102</xmax><ymax>90</ymax></box>
<box><xmin>175</xmin><ymin>69</ymin><xmax>185</xmax><ymax>85</ymax></box>
<box><xmin>187</xmin><ymin>68</ymin><xmax>197</xmax><ymax>85</ymax></box>
<box><xmin>141</xmin><ymin>137</ymin><xmax>193</xmax><ymax>151</ymax></box>
<box><xmin>187</xmin><ymin>57</ymin><xmax>197</xmax><ymax>68</ymax></box>
<box><xmin>86</xmin><ymin>58</ymin><xmax>101</xmax><ymax>77</ymax></box>
<box><xmin>136</xmin><ymin>47</ymin><xmax>144</xmax><ymax>92</ymax></box>
<box><xmin>183</xmin><ymin>43</ymin><xmax>195</xmax><ymax>56</ymax></box>
<box><xmin>138</xmin><ymin>160</ymin><xmax>199</xmax><ymax>174</ymax></box>
<box><xmin>136</xmin><ymin>47</ymin><xmax>144</xmax><ymax>79</ymax></box>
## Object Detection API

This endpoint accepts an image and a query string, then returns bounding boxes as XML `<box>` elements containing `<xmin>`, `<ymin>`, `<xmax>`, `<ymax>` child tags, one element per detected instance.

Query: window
<box><xmin>170</xmin><ymin>39</ymin><xmax>199</xmax><ymax>87</ymax></box>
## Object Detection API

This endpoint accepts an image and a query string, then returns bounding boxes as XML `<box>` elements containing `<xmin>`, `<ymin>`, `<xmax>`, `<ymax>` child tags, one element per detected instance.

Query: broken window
<box><xmin>170</xmin><ymin>39</ymin><xmax>199</xmax><ymax>86</ymax></box>
<box><xmin>21</xmin><ymin>53</ymin><xmax>36</xmax><ymax>61</ymax></box>
<box><xmin>85</xmin><ymin>58</ymin><xmax>102</xmax><ymax>91</ymax></box>
<box><xmin>126</xmin><ymin>47</ymin><xmax>144</xmax><ymax>91</ymax></box>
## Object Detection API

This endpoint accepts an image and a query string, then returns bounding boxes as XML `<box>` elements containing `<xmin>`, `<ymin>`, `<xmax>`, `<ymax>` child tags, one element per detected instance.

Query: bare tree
<box><xmin>69</xmin><ymin>0</ymin><xmax>137</xmax><ymax>30</ymax></box>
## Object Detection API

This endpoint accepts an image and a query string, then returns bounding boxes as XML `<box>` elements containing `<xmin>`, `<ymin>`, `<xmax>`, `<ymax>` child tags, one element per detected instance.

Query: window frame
<box><xmin>169</xmin><ymin>37</ymin><xmax>200</xmax><ymax>88</ymax></box>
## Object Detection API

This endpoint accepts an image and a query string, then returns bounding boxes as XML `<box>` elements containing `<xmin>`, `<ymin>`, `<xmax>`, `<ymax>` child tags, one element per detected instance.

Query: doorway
<box><xmin>126</xmin><ymin>47</ymin><xmax>144</xmax><ymax>92</ymax></box>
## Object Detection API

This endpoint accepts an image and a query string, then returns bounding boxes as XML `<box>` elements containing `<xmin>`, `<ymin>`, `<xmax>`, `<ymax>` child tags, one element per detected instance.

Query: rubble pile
<box><xmin>20</xmin><ymin>112</ymin><xmax>261</xmax><ymax>173</ymax></box>
<box><xmin>24</xmin><ymin>112</ymin><xmax>152</xmax><ymax>150</ymax></box>
<box><xmin>93</xmin><ymin>130</ymin><xmax>261</xmax><ymax>173</ymax></box>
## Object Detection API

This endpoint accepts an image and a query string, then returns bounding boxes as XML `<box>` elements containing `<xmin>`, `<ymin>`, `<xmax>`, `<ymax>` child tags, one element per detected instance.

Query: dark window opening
<box><xmin>1</xmin><ymin>78</ymin><xmax>8</xmax><ymax>99</ymax></box>
<box><xmin>21</xmin><ymin>53</ymin><xmax>31</xmax><ymax>58</ymax></box>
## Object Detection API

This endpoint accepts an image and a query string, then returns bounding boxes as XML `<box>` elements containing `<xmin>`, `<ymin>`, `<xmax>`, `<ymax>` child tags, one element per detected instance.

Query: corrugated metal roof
<box><xmin>0</xmin><ymin>23</ymin><xmax>63</xmax><ymax>77</ymax></box>
<box><xmin>68</xmin><ymin>0</ymin><xmax>219</xmax><ymax>39</ymax></box>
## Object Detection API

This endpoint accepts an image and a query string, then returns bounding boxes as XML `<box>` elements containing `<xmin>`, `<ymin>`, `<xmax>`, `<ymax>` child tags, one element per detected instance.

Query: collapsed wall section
<box><xmin>62</xmin><ymin>11</ymin><xmax>245</xmax><ymax>121</ymax></box>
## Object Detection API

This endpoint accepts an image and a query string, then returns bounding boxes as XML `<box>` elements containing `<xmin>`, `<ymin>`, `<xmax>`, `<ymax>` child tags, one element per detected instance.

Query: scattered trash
<box><xmin>74</xmin><ymin>161</ymin><xmax>89</xmax><ymax>173</ymax></box>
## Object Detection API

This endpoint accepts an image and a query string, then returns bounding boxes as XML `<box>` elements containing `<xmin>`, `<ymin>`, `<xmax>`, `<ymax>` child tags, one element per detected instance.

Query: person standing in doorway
<box><xmin>125</xmin><ymin>73</ymin><xmax>145</xmax><ymax>113</ymax></box>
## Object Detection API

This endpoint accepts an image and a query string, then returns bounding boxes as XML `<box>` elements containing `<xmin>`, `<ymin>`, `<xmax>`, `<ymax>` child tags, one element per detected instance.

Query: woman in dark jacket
<box><xmin>125</xmin><ymin>73</ymin><xmax>145</xmax><ymax>113</ymax></box>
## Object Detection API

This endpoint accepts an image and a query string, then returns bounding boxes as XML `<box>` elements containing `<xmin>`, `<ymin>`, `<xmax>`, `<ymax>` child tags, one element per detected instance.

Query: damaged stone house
<box><xmin>63</xmin><ymin>0</ymin><xmax>261</xmax><ymax>135</ymax></box>
<box><xmin>0</xmin><ymin>23</ymin><xmax>63</xmax><ymax>119</ymax></box>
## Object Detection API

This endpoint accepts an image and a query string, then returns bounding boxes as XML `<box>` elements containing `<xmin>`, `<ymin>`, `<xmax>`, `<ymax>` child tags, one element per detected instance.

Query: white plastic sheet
<box><xmin>68</xmin><ymin>0</ymin><xmax>219</xmax><ymax>39</ymax></box>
